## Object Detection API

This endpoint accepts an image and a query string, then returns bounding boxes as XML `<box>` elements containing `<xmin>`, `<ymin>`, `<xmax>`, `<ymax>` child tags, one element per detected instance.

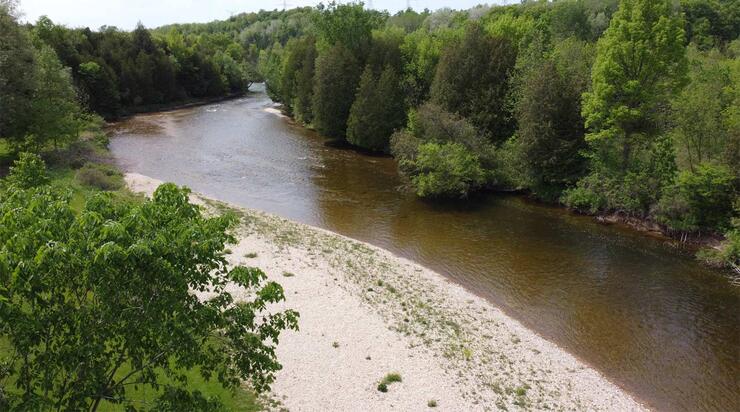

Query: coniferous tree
<box><xmin>430</xmin><ymin>23</ymin><xmax>517</xmax><ymax>144</ymax></box>
<box><xmin>312</xmin><ymin>43</ymin><xmax>360</xmax><ymax>140</ymax></box>
<box><xmin>0</xmin><ymin>1</ymin><xmax>36</xmax><ymax>141</ymax></box>
<box><xmin>347</xmin><ymin>65</ymin><xmax>405</xmax><ymax>152</ymax></box>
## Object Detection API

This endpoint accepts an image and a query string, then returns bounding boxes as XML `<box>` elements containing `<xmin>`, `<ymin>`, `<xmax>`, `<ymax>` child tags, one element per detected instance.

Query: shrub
<box><xmin>697</xmin><ymin>198</ymin><xmax>740</xmax><ymax>269</ymax></box>
<box><xmin>657</xmin><ymin>163</ymin><xmax>735</xmax><ymax>231</ymax></box>
<box><xmin>75</xmin><ymin>162</ymin><xmax>123</xmax><ymax>190</ymax></box>
<box><xmin>391</xmin><ymin>103</ymin><xmax>496</xmax><ymax>198</ymax></box>
<box><xmin>6</xmin><ymin>152</ymin><xmax>49</xmax><ymax>189</ymax></box>
<box><xmin>376</xmin><ymin>372</ymin><xmax>403</xmax><ymax>392</ymax></box>
<box><xmin>382</xmin><ymin>373</ymin><xmax>402</xmax><ymax>384</ymax></box>
<box><xmin>411</xmin><ymin>142</ymin><xmax>486</xmax><ymax>198</ymax></box>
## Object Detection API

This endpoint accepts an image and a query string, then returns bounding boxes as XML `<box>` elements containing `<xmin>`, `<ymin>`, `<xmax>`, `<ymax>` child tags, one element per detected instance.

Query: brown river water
<box><xmin>109</xmin><ymin>85</ymin><xmax>739</xmax><ymax>411</ymax></box>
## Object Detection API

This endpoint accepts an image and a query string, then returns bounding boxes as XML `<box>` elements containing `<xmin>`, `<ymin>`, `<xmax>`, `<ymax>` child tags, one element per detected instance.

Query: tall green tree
<box><xmin>312</xmin><ymin>43</ymin><xmax>360</xmax><ymax>140</ymax></box>
<box><xmin>279</xmin><ymin>36</ymin><xmax>317</xmax><ymax>121</ymax></box>
<box><xmin>430</xmin><ymin>23</ymin><xmax>517</xmax><ymax>144</ymax></box>
<box><xmin>581</xmin><ymin>0</ymin><xmax>688</xmax><ymax>174</ymax></box>
<box><xmin>0</xmin><ymin>1</ymin><xmax>36</xmax><ymax>141</ymax></box>
<box><xmin>25</xmin><ymin>45</ymin><xmax>83</xmax><ymax>150</ymax></box>
<box><xmin>77</xmin><ymin>61</ymin><xmax>121</xmax><ymax>118</ymax></box>
<box><xmin>313</xmin><ymin>1</ymin><xmax>385</xmax><ymax>60</ymax></box>
<box><xmin>671</xmin><ymin>46</ymin><xmax>736</xmax><ymax>172</ymax></box>
<box><xmin>514</xmin><ymin>38</ymin><xmax>593</xmax><ymax>200</ymax></box>
<box><xmin>346</xmin><ymin>65</ymin><xmax>405</xmax><ymax>152</ymax></box>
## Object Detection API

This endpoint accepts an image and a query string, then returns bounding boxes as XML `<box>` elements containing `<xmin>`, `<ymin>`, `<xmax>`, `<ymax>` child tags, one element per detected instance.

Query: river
<box><xmin>109</xmin><ymin>85</ymin><xmax>739</xmax><ymax>412</ymax></box>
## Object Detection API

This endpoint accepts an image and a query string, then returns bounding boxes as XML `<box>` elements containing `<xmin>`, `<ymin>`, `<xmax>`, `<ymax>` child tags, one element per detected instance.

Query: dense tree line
<box><xmin>257</xmin><ymin>0</ymin><xmax>738</xmax><ymax>269</ymax></box>
<box><xmin>3</xmin><ymin>2</ymin><xmax>310</xmax><ymax>125</ymax></box>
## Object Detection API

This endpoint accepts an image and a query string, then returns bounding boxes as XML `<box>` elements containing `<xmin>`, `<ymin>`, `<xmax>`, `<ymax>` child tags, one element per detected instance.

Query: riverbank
<box><xmin>263</xmin><ymin>105</ymin><xmax>734</xmax><ymax>275</ymax></box>
<box><xmin>111</xmin><ymin>92</ymin><xmax>249</xmax><ymax>121</ymax></box>
<box><xmin>126</xmin><ymin>172</ymin><xmax>646</xmax><ymax>411</ymax></box>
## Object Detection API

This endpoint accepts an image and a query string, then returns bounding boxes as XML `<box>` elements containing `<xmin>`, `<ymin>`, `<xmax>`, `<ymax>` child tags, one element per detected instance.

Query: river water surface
<box><xmin>110</xmin><ymin>86</ymin><xmax>739</xmax><ymax>412</ymax></box>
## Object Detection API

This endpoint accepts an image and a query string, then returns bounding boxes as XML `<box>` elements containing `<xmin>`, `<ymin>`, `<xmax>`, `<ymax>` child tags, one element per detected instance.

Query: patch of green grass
<box><xmin>282</xmin><ymin>271</ymin><xmax>295</xmax><ymax>277</ymax></box>
<box><xmin>244</xmin><ymin>252</ymin><xmax>258</xmax><ymax>258</ymax></box>
<box><xmin>376</xmin><ymin>372</ymin><xmax>403</xmax><ymax>393</ymax></box>
<box><xmin>427</xmin><ymin>399</ymin><xmax>438</xmax><ymax>408</ymax></box>
<box><xmin>96</xmin><ymin>364</ymin><xmax>260</xmax><ymax>411</ymax></box>
<box><xmin>1</xmin><ymin>338</ymin><xmax>260</xmax><ymax>412</ymax></box>
<box><xmin>75</xmin><ymin>162</ymin><xmax>123</xmax><ymax>191</ymax></box>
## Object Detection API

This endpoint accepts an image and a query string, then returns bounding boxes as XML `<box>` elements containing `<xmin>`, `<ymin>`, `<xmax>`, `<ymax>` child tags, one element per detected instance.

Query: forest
<box><xmin>255</xmin><ymin>0</ymin><xmax>739</xmax><ymax>269</ymax></box>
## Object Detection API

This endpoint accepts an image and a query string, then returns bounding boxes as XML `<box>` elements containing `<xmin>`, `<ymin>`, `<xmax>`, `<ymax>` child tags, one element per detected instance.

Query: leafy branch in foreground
<box><xmin>0</xmin><ymin>154</ymin><xmax>298</xmax><ymax>411</ymax></box>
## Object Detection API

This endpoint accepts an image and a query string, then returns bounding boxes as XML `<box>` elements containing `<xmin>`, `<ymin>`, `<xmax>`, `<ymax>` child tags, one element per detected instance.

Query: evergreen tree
<box><xmin>430</xmin><ymin>23</ymin><xmax>517</xmax><ymax>144</ymax></box>
<box><xmin>312</xmin><ymin>43</ymin><xmax>360</xmax><ymax>140</ymax></box>
<box><xmin>347</xmin><ymin>65</ymin><xmax>405</xmax><ymax>152</ymax></box>
<box><xmin>294</xmin><ymin>37</ymin><xmax>317</xmax><ymax>124</ymax></box>
<box><xmin>0</xmin><ymin>1</ymin><xmax>36</xmax><ymax>141</ymax></box>
<box><xmin>514</xmin><ymin>39</ymin><xmax>593</xmax><ymax>200</ymax></box>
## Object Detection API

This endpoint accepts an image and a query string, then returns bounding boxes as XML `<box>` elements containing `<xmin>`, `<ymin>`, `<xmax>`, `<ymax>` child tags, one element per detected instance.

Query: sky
<box><xmin>17</xmin><ymin>0</ymin><xmax>510</xmax><ymax>30</ymax></box>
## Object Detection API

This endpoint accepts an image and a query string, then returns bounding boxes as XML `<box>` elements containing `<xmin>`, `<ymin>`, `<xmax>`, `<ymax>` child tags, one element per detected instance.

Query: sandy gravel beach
<box><xmin>126</xmin><ymin>173</ymin><xmax>646</xmax><ymax>412</ymax></box>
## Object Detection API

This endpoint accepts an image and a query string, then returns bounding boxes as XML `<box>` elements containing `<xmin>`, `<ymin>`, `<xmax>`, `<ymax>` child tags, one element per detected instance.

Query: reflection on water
<box><xmin>110</xmin><ymin>85</ymin><xmax>739</xmax><ymax>412</ymax></box>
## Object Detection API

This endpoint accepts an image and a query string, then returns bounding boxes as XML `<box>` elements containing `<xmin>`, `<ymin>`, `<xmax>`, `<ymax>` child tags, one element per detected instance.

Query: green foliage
<box><xmin>278</xmin><ymin>36</ymin><xmax>317</xmax><ymax>123</ymax></box>
<box><xmin>681</xmin><ymin>0</ymin><xmax>740</xmax><ymax>49</ymax></box>
<box><xmin>387</xmin><ymin>8</ymin><xmax>428</xmax><ymax>33</ymax></box>
<box><xmin>313</xmin><ymin>1</ymin><xmax>386</xmax><ymax>58</ymax></box>
<box><xmin>563</xmin><ymin>134</ymin><xmax>678</xmax><ymax>215</ymax></box>
<box><xmin>582</xmin><ymin>0</ymin><xmax>687</xmax><ymax>173</ymax></box>
<box><xmin>5</xmin><ymin>152</ymin><xmax>49</xmax><ymax>189</ymax></box>
<box><xmin>78</xmin><ymin>61</ymin><xmax>121</xmax><ymax>118</ymax></box>
<box><xmin>30</xmin><ymin>15</ymin><xmax>264</xmax><ymax>119</ymax></box>
<box><xmin>391</xmin><ymin>103</ymin><xmax>496</xmax><ymax>198</ymax></box>
<box><xmin>25</xmin><ymin>44</ymin><xmax>83</xmax><ymax>150</ymax></box>
<box><xmin>400</xmin><ymin>27</ymin><xmax>458</xmax><ymax>107</ymax></box>
<box><xmin>483</xmin><ymin>11</ymin><xmax>536</xmax><ymax>49</ymax></box>
<box><xmin>0</xmin><ymin>166</ymin><xmax>298</xmax><ymax>410</ymax></box>
<box><xmin>346</xmin><ymin>65</ymin><xmax>405</xmax><ymax>152</ymax></box>
<box><xmin>381</xmin><ymin>372</ymin><xmax>402</xmax><ymax>384</ymax></box>
<box><xmin>671</xmin><ymin>46</ymin><xmax>737</xmax><ymax>172</ymax></box>
<box><xmin>0</xmin><ymin>7</ymin><xmax>82</xmax><ymax>151</ymax></box>
<box><xmin>312</xmin><ymin>43</ymin><xmax>361</xmax><ymax>140</ymax></box>
<box><xmin>568</xmin><ymin>0</ymin><xmax>692</xmax><ymax>218</ymax></box>
<box><xmin>0</xmin><ymin>2</ymin><xmax>36</xmax><ymax>141</ymax></box>
<box><xmin>431</xmin><ymin>23</ymin><xmax>517</xmax><ymax>144</ymax></box>
<box><xmin>697</xmin><ymin>198</ymin><xmax>739</xmax><ymax>269</ymax></box>
<box><xmin>74</xmin><ymin>162</ymin><xmax>124</xmax><ymax>191</ymax></box>
<box><xmin>377</xmin><ymin>372</ymin><xmax>402</xmax><ymax>392</ymax></box>
<box><xmin>512</xmin><ymin>38</ymin><xmax>592</xmax><ymax>199</ymax></box>
<box><xmin>259</xmin><ymin>43</ymin><xmax>285</xmax><ymax>102</ymax></box>
<box><xmin>411</xmin><ymin>142</ymin><xmax>486</xmax><ymax>199</ymax></box>
<box><xmin>657</xmin><ymin>163</ymin><xmax>736</xmax><ymax>231</ymax></box>
<box><xmin>366</xmin><ymin>27</ymin><xmax>405</xmax><ymax>73</ymax></box>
